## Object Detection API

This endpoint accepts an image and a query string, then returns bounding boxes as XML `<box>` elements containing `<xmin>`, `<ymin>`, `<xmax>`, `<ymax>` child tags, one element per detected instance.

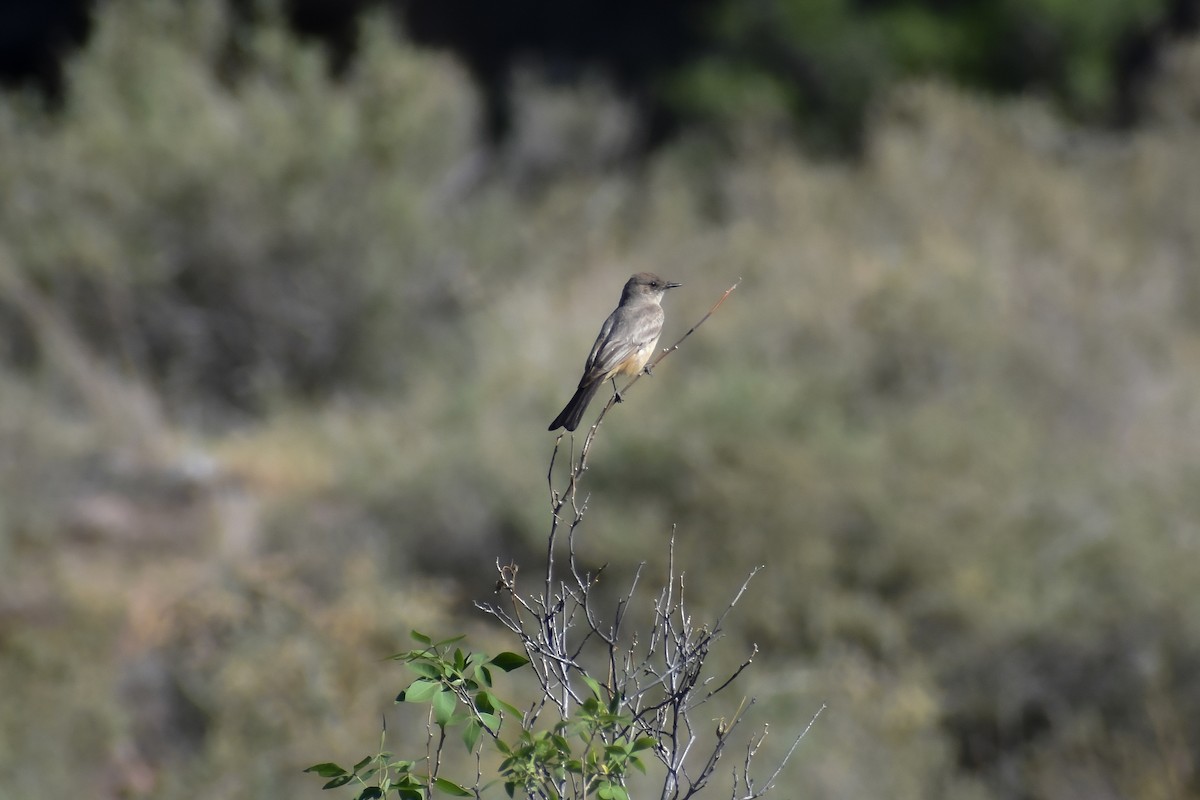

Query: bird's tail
<box><xmin>548</xmin><ymin>380</ymin><xmax>603</xmax><ymax>431</ymax></box>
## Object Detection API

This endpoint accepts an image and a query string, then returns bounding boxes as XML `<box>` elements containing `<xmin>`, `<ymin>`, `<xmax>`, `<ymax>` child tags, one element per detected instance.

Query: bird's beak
<box><xmin>665</xmin><ymin>281</ymin><xmax>682</xmax><ymax>289</ymax></box>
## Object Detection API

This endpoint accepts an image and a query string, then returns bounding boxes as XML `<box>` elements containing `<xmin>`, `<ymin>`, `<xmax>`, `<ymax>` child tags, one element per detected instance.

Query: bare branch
<box><xmin>752</xmin><ymin>704</ymin><xmax>826</xmax><ymax>797</ymax></box>
<box><xmin>468</xmin><ymin>275</ymin><xmax>818</xmax><ymax>799</ymax></box>
<box><xmin>582</xmin><ymin>278</ymin><xmax>742</xmax><ymax>439</ymax></box>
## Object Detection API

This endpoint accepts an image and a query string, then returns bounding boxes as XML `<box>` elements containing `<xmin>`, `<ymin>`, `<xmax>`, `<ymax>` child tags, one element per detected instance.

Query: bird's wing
<box><xmin>582</xmin><ymin>311</ymin><xmax>618</xmax><ymax>378</ymax></box>
<box><xmin>581</xmin><ymin>304</ymin><xmax>663</xmax><ymax>384</ymax></box>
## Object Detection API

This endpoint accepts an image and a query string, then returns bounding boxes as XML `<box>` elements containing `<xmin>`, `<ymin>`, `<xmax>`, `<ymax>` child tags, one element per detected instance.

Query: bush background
<box><xmin>2</xmin><ymin>2</ymin><xmax>1200</xmax><ymax>798</ymax></box>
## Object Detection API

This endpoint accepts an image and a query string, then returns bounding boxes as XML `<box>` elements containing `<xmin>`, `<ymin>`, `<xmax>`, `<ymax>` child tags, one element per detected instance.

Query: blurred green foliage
<box><xmin>681</xmin><ymin>0</ymin><xmax>1172</xmax><ymax>150</ymax></box>
<box><xmin>2</xmin><ymin>1</ymin><xmax>1200</xmax><ymax>799</ymax></box>
<box><xmin>2</xmin><ymin>1</ymin><xmax>481</xmax><ymax>413</ymax></box>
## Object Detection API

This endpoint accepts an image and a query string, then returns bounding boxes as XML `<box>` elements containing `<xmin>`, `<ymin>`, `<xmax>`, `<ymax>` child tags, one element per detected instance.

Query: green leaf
<box><xmin>478</xmin><ymin>665</ymin><xmax>494</xmax><ymax>687</ymax></box>
<box><xmin>304</xmin><ymin>763</ymin><xmax>347</xmax><ymax>778</ymax></box>
<box><xmin>410</xmin><ymin>630</ymin><xmax>433</xmax><ymax>646</ymax></box>
<box><xmin>357</xmin><ymin>789</ymin><xmax>383</xmax><ymax>800</ymax></box>
<box><xmin>396</xmin><ymin>678</ymin><xmax>441</xmax><ymax>703</ymax></box>
<box><xmin>433</xmin><ymin>777</ymin><xmax>473</xmax><ymax>797</ymax></box>
<box><xmin>495</xmin><ymin>696</ymin><xmax>523</xmax><ymax>717</ymax></box>
<box><xmin>433</xmin><ymin>689</ymin><xmax>457</xmax><ymax>726</ymax></box>
<box><xmin>463</xmin><ymin>719</ymin><xmax>483</xmax><ymax>752</ymax></box>
<box><xmin>489</xmin><ymin>652</ymin><xmax>530</xmax><ymax>672</ymax></box>
<box><xmin>598</xmin><ymin>782</ymin><xmax>629</xmax><ymax>800</ymax></box>
<box><xmin>407</xmin><ymin>661</ymin><xmax>444</xmax><ymax>680</ymax></box>
<box><xmin>352</xmin><ymin>755</ymin><xmax>373</xmax><ymax>772</ymax></box>
<box><xmin>322</xmin><ymin>775</ymin><xmax>354</xmax><ymax>790</ymax></box>
<box><xmin>632</xmin><ymin>736</ymin><xmax>657</xmax><ymax>752</ymax></box>
<box><xmin>581</xmin><ymin>674</ymin><xmax>604</xmax><ymax>701</ymax></box>
<box><xmin>433</xmin><ymin>634</ymin><xmax>466</xmax><ymax>648</ymax></box>
<box><xmin>478</xmin><ymin>712</ymin><xmax>500</xmax><ymax>733</ymax></box>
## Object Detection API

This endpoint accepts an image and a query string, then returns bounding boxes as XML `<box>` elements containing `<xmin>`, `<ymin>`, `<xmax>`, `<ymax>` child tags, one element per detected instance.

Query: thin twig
<box><xmin>753</xmin><ymin>704</ymin><xmax>826</xmax><ymax>796</ymax></box>
<box><xmin>584</xmin><ymin>278</ymin><xmax>741</xmax><ymax>439</ymax></box>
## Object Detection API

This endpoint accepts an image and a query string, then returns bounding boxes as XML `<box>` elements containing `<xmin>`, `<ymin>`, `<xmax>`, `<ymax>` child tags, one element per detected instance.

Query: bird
<box><xmin>549</xmin><ymin>272</ymin><xmax>681</xmax><ymax>431</ymax></box>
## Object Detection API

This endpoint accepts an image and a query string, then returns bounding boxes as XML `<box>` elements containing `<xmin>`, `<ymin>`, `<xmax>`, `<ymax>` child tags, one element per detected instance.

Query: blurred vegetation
<box><xmin>2</xmin><ymin>0</ymin><xmax>1193</xmax><ymax>155</ymax></box>
<box><xmin>677</xmin><ymin>0</ymin><xmax>1182</xmax><ymax>151</ymax></box>
<box><xmin>2</xmin><ymin>1</ymin><xmax>1200</xmax><ymax>799</ymax></box>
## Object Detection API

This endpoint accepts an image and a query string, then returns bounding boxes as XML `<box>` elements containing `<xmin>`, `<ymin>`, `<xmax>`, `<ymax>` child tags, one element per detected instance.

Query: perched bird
<box><xmin>549</xmin><ymin>272</ymin><xmax>681</xmax><ymax>431</ymax></box>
